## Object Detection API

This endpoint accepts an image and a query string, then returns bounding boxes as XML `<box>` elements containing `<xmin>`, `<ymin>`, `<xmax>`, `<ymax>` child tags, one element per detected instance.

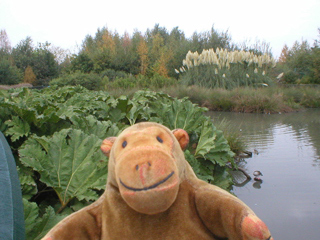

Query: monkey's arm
<box><xmin>41</xmin><ymin>200</ymin><xmax>102</xmax><ymax>240</ymax></box>
<box><xmin>195</xmin><ymin>184</ymin><xmax>273</xmax><ymax>240</ymax></box>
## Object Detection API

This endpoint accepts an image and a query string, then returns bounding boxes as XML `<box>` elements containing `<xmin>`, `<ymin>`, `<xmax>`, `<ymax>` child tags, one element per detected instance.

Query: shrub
<box><xmin>103</xmin><ymin>75</ymin><xmax>135</xmax><ymax>89</ymax></box>
<box><xmin>137</xmin><ymin>73</ymin><xmax>177</xmax><ymax>88</ymax></box>
<box><xmin>100</xmin><ymin>68</ymin><xmax>128</xmax><ymax>81</ymax></box>
<box><xmin>50</xmin><ymin>71</ymin><xmax>102</xmax><ymax>90</ymax></box>
<box><xmin>0</xmin><ymin>58</ymin><xmax>23</xmax><ymax>85</ymax></box>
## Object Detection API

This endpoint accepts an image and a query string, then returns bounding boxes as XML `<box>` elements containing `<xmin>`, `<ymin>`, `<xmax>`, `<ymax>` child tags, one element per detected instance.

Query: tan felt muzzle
<box><xmin>116</xmin><ymin>146</ymin><xmax>180</xmax><ymax>214</ymax></box>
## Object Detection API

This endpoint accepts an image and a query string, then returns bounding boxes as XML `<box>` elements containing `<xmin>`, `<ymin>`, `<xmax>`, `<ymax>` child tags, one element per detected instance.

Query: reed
<box><xmin>177</xmin><ymin>48</ymin><xmax>276</xmax><ymax>89</ymax></box>
<box><xmin>213</xmin><ymin>118</ymin><xmax>247</xmax><ymax>154</ymax></box>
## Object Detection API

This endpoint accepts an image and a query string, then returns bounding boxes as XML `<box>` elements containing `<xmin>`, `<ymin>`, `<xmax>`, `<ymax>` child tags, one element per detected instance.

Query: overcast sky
<box><xmin>1</xmin><ymin>0</ymin><xmax>319</xmax><ymax>58</ymax></box>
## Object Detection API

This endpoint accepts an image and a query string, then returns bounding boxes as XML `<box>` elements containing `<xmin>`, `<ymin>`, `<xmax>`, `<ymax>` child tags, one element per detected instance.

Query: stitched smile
<box><xmin>120</xmin><ymin>171</ymin><xmax>175</xmax><ymax>192</ymax></box>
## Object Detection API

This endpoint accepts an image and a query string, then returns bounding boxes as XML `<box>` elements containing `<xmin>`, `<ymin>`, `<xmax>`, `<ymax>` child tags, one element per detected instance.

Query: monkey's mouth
<box><xmin>119</xmin><ymin>171</ymin><xmax>175</xmax><ymax>192</ymax></box>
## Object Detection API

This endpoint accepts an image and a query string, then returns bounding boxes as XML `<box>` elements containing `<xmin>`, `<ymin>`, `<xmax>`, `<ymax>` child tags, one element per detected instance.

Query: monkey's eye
<box><xmin>156</xmin><ymin>136</ymin><xmax>163</xmax><ymax>143</ymax></box>
<box><xmin>122</xmin><ymin>140</ymin><xmax>127</xmax><ymax>148</ymax></box>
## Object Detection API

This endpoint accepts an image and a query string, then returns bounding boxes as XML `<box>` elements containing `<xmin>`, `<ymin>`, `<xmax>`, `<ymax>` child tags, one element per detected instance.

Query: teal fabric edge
<box><xmin>0</xmin><ymin>132</ymin><xmax>25</xmax><ymax>240</ymax></box>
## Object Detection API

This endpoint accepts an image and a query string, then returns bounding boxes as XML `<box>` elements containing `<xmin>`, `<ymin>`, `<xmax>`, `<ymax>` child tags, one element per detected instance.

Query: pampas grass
<box><xmin>178</xmin><ymin>48</ymin><xmax>276</xmax><ymax>89</ymax></box>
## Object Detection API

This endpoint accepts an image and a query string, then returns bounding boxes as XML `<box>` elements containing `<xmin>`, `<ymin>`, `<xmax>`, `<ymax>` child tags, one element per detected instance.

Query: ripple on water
<box><xmin>208</xmin><ymin>109</ymin><xmax>320</xmax><ymax>240</ymax></box>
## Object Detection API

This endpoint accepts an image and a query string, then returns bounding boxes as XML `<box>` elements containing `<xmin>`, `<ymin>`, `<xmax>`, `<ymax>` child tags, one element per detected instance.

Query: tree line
<box><xmin>277</xmin><ymin>29</ymin><xmax>320</xmax><ymax>84</ymax></box>
<box><xmin>0</xmin><ymin>25</ymin><xmax>319</xmax><ymax>87</ymax></box>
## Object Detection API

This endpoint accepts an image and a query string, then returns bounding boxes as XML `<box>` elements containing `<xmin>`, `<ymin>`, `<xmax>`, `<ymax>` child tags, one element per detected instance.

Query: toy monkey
<box><xmin>42</xmin><ymin>122</ymin><xmax>273</xmax><ymax>240</ymax></box>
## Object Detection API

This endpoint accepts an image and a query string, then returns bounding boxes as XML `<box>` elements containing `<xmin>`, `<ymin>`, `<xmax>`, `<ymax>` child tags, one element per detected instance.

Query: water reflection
<box><xmin>208</xmin><ymin>109</ymin><xmax>320</xmax><ymax>167</ymax></box>
<box><xmin>252</xmin><ymin>181</ymin><xmax>262</xmax><ymax>189</ymax></box>
<box><xmin>207</xmin><ymin>109</ymin><xmax>320</xmax><ymax>240</ymax></box>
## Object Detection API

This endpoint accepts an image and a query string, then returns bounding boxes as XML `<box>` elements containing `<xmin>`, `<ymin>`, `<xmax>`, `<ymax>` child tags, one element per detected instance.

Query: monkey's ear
<box><xmin>101</xmin><ymin>137</ymin><xmax>117</xmax><ymax>157</ymax></box>
<box><xmin>172</xmin><ymin>129</ymin><xmax>189</xmax><ymax>151</ymax></box>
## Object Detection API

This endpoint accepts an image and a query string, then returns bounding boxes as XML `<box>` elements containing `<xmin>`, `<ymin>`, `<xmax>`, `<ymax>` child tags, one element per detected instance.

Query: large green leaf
<box><xmin>19</xmin><ymin>129</ymin><xmax>108</xmax><ymax>207</ymax></box>
<box><xmin>23</xmin><ymin>200</ymin><xmax>39</xmax><ymax>238</ymax></box>
<box><xmin>108</xmin><ymin>108</ymin><xmax>126</xmax><ymax>123</ymax></box>
<box><xmin>23</xmin><ymin>199</ymin><xmax>66</xmax><ymax>240</ymax></box>
<box><xmin>195</xmin><ymin>121</ymin><xmax>217</xmax><ymax>159</ymax></box>
<box><xmin>17</xmin><ymin>166</ymin><xmax>37</xmax><ymax>200</ymax></box>
<box><xmin>5</xmin><ymin>116</ymin><xmax>30</xmax><ymax>142</ymax></box>
<box><xmin>212</xmin><ymin>165</ymin><xmax>234</xmax><ymax>191</ymax></box>
<box><xmin>70</xmin><ymin>115</ymin><xmax>121</xmax><ymax>139</ymax></box>
<box><xmin>205</xmin><ymin>129</ymin><xmax>235</xmax><ymax>166</ymax></box>
<box><xmin>184</xmin><ymin>150</ymin><xmax>201</xmax><ymax>176</ymax></box>
<box><xmin>162</xmin><ymin>98</ymin><xmax>208</xmax><ymax>131</ymax></box>
<box><xmin>0</xmin><ymin>118</ymin><xmax>7</xmax><ymax>132</ymax></box>
<box><xmin>197</xmin><ymin>159</ymin><xmax>215</xmax><ymax>182</ymax></box>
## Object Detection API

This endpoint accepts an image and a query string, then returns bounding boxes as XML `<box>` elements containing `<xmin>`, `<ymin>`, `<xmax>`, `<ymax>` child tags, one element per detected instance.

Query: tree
<box><xmin>279</xmin><ymin>38</ymin><xmax>320</xmax><ymax>84</ymax></box>
<box><xmin>90</xmin><ymin>27</ymin><xmax>117</xmax><ymax>72</ymax></box>
<box><xmin>12</xmin><ymin>37</ymin><xmax>34</xmax><ymax>70</ymax></box>
<box><xmin>23</xmin><ymin>65</ymin><xmax>37</xmax><ymax>84</ymax></box>
<box><xmin>71</xmin><ymin>52</ymin><xmax>94</xmax><ymax>73</ymax></box>
<box><xmin>32</xmin><ymin>42</ymin><xmax>59</xmax><ymax>85</ymax></box>
<box><xmin>153</xmin><ymin>50</ymin><xmax>170</xmax><ymax>77</ymax></box>
<box><xmin>150</xmin><ymin>33</ymin><xmax>164</xmax><ymax>59</ymax></box>
<box><xmin>137</xmin><ymin>37</ymin><xmax>149</xmax><ymax>75</ymax></box>
<box><xmin>0</xmin><ymin>58</ymin><xmax>22</xmax><ymax>85</ymax></box>
<box><xmin>0</xmin><ymin>29</ymin><xmax>11</xmax><ymax>54</ymax></box>
<box><xmin>278</xmin><ymin>45</ymin><xmax>289</xmax><ymax>63</ymax></box>
<box><xmin>122</xmin><ymin>31</ymin><xmax>131</xmax><ymax>54</ymax></box>
<box><xmin>202</xmin><ymin>26</ymin><xmax>232</xmax><ymax>50</ymax></box>
<box><xmin>167</xmin><ymin>27</ymin><xmax>189</xmax><ymax>77</ymax></box>
<box><xmin>0</xmin><ymin>30</ymin><xmax>22</xmax><ymax>85</ymax></box>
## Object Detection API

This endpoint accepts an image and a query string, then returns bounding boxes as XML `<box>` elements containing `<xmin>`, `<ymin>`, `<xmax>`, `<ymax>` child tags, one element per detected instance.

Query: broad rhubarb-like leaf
<box><xmin>195</xmin><ymin>121</ymin><xmax>217</xmax><ymax>158</ymax></box>
<box><xmin>23</xmin><ymin>199</ymin><xmax>66</xmax><ymax>240</ymax></box>
<box><xmin>5</xmin><ymin>116</ymin><xmax>30</xmax><ymax>142</ymax></box>
<box><xmin>19</xmin><ymin>129</ymin><xmax>108</xmax><ymax>207</ymax></box>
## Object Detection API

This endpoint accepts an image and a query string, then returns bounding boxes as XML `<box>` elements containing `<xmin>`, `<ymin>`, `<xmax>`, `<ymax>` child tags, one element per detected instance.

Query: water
<box><xmin>208</xmin><ymin>109</ymin><xmax>320</xmax><ymax>240</ymax></box>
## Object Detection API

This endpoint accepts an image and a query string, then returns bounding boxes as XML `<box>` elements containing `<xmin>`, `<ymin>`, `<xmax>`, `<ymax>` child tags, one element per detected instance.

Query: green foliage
<box><xmin>102</xmin><ymin>73</ymin><xmax>177</xmax><ymax>90</ymax></box>
<box><xmin>50</xmin><ymin>71</ymin><xmax>102</xmax><ymax>90</ymax></box>
<box><xmin>23</xmin><ymin>199</ymin><xmax>67</xmax><ymax>240</ymax></box>
<box><xmin>78</xmin><ymin>24</ymin><xmax>234</xmax><ymax>78</ymax></box>
<box><xmin>12</xmin><ymin>38</ymin><xmax>59</xmax><ymax>85</ymax></box>
<box><xmin>100</xmin><ymin>68</ymin><xmax>129</xmax><ymax>81</ymax></box>
<box><xmin>2</xmin><ymin>87</ymin><xmax>234</xmax><ymax>239</ymax></box>
<box><xmin>32</xmin><ymin>43</ymin><xmax>59</xmax><ymax>85</ymax></box>
<box><xmin>136</xmin><ymin>73</ymin><xmax>177</xmax><ymax>88</ymax></box>
<box><xmin>70</xmin><ymin>52</ymin><xmax>94</xmax><ymax>73</ymax></box>
<box><xmin>0</xmin><ymin>58</ymin><xmax>23</xmax><ymax>85</ymax></box>
<box><xmin>282</xmin><ymin>86</ymin><xmax>320</xmax><ymax>108</ymax></box>
<box><xmin>213</xmin><ymin>118</ymin><xmax>247</xmax><ymax>154</ymax></box>
<box><xmin>20</xmin><ymin>129</ymin><xmax>108</xmax><ymax>209</ymax></box>
<box><xmin>3</xmin><ymin>25</ymin><xmax>279</xmax><ymax>89</ymax></box>
<box><xmin>195</xmin><ymin>121</ymin><xmax>217</xmax><ymax>159</ymax></box>
<box><xmin>278</xmin><ymin>31</ymin><xmax>320</xmax><ymax>84</ymax></box>
<box><xmin>5</xmin><ymin>116</ymin><xmax>30</xmax><ymax>141</ymax></box>
<box><xmin>103</xmin><ymin>75</ymin><xmax>136</xmax><ymax>89</ymax></box>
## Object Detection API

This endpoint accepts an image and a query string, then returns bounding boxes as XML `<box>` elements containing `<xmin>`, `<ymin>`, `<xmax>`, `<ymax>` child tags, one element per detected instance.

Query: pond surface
<box><xmin>208</xmin><ymin>109</ymin><xmax>320</xmax><ymax>240</ymax></box>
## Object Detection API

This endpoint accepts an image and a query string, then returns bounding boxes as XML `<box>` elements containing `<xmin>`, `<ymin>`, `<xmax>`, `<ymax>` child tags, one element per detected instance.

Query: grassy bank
<box><xmin>108</xmin><ymin>85</ymin><xmax>320</xmax><ymax>114</ymax></box>
<box><xmin>148</xmin><ymin>85</ymin><xmax>320</xmax><ymax>113</ymax></box>
<box><xmin>106</xmin><ymin>85</ymin><xmax>320</xmax><ymax>113</ymax></box>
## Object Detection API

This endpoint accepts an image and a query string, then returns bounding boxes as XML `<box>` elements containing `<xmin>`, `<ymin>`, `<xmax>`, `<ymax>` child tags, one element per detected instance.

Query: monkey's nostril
<box><xmin>135</xmin><ymin>165</ymin><xmax>139</xmax><ymax>171</ymax></box>
<box><xmin>148</xmin><ymin>162</ymin><xmax>151</xmax><ymax>167</ymax></box>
